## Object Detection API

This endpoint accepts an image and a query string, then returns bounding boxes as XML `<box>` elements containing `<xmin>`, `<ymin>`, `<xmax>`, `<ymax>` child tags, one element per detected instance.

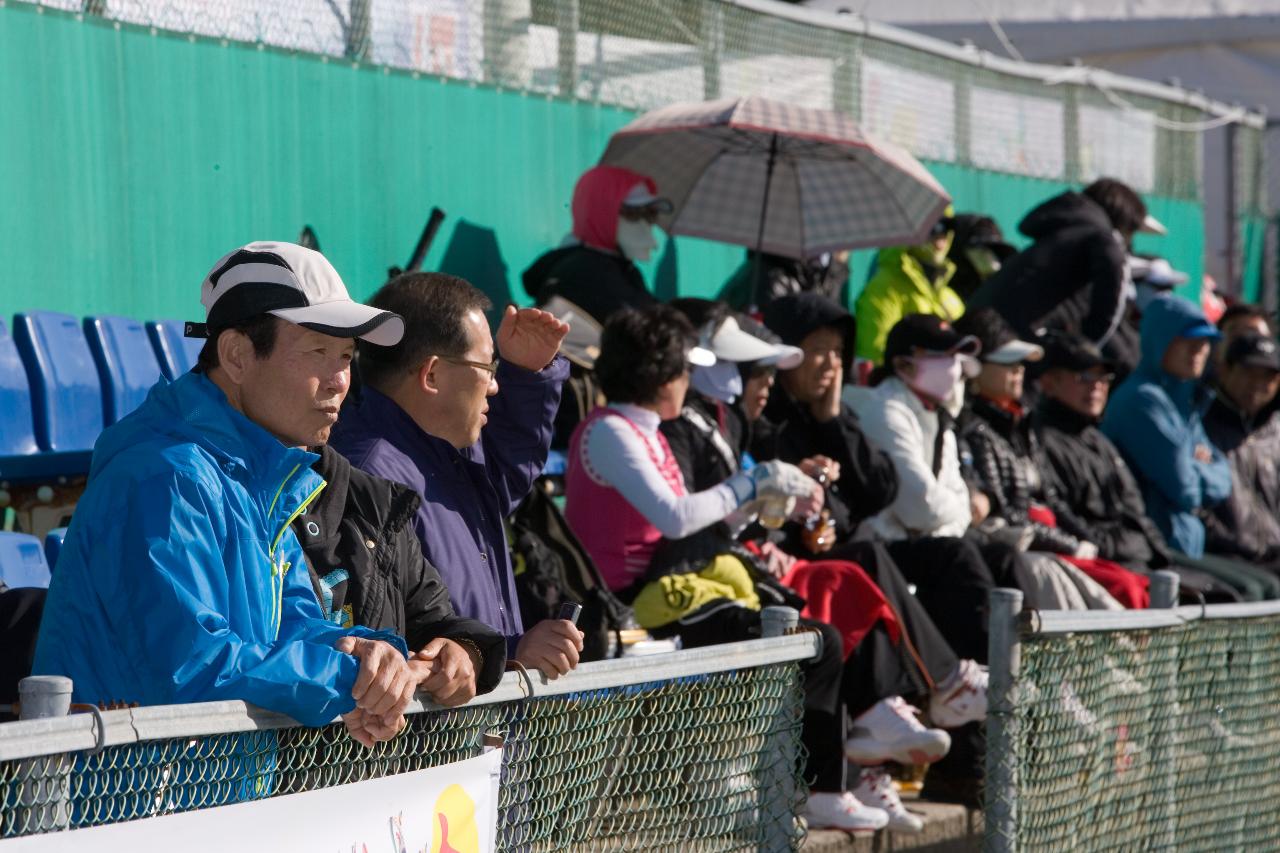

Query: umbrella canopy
<box><xmin>599</xmin><ymin>96</ymin><xmax>951</xmax><ymax>259</ymax></box>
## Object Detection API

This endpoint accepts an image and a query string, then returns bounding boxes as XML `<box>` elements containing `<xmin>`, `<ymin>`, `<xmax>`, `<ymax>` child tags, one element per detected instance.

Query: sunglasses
<box><xmin>1072</xmin><ymin>370</ymin><xmax>1115</xmax><ymax>386</ymax></box>
<box><xmin>928</xmin><ymin>217</ymin><xmax>956</xmax><ymax>239</ymax></box>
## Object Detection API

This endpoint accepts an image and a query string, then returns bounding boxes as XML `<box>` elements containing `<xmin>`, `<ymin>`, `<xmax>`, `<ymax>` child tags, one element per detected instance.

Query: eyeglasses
<box><xmin>619</xmin><ymin>206</ymin><xmax>663</xmax><ymax>225</ymax></box>
<box><xmin>928</xmin><ymin>217</ymin><xmax>956</xmax><ymax>239</ymax></box>
<box><xmin>441</xmin><ymin>356</ymin><xmax>499</xmax><ymax>375</ymax></box>
<box><xmin>1072</xmin><ymin>371</ymin><xmax>1115</xmax><ymax>386</ymax></box>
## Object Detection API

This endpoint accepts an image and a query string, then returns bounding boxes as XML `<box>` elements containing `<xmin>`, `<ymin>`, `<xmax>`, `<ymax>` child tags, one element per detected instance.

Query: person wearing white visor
<box><xmin>1128</xmin><ymin>255</ymin><xmax>1189</xmax><ymax>314</ymax></box>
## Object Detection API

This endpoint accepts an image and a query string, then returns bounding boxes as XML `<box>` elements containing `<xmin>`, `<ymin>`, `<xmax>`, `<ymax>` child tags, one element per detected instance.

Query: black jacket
<box><xmin>1202</xmin><ymin>394</ymin><xmax>1280</xmax><ymax>562</ymax></box>
<box><xmin>1033</xmin><ymin>397</ymin><xmax>1172</xmax><ymax>567</ymax></box>
<box><xmin>661</xmin><ymin>391</ymin><xmax>747</xmax><ymax>491</ymax></box>
<box><xmin>957</xmin><ymin>397</ymin><xmax>1080</xmax><ymax>555</ymax></box>
<box><xmin>968</xmin><ymin>192</ymin><xmax>1128</xmax><ymax>347</ymax></box>
<box><xmin>721</xmin><ymin>252</ymin><xmax>849</xmax><ymax>312</ymax></box>
<box><xmin>294</xmin><ymin>446</ymin><xmax>506</xmax><ymax>694</ymax></box>
<box><xmin>752</xmin><ymin>385</ymin><xmax>899</xmax><ymax>551</ymax></box>
<box><xmin>522</xmin><ymin>244</ymin><xmax>655</xmax><ymax>326</ymax></box>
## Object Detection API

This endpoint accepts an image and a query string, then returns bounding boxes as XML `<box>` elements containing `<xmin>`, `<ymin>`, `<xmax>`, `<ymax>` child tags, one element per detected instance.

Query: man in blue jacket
<box><xmin>35</xmin><ymin>242</ymin><xmax>421</xmax><ymax>746</ymax></box>
<box><xmin>332</xmin><ymin>272</ymin><xmax>584</xmax><ymax>679</ymax></box>
<box><xmin>1101</xmin><ymin>296</ymin><xmax>1230</xmax><ymax>557</ymax></box>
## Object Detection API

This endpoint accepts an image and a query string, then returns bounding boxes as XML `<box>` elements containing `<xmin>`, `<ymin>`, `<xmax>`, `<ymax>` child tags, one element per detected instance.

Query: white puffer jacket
<box><xmin>844</xmin><ymin>377</ymin><xmax>971</xmax><ymax>541</ymax></box>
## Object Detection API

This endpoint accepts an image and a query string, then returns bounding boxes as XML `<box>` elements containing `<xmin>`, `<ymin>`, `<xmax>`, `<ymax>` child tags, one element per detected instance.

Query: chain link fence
<box><xmin>984</xmin><ymin>584</ymin><xmax>1280</xmax><ymax>852</ymax></box>
<box><xmin>0</xmin><ymin>637</ymin><xmax>811</xmax><ymax>850</ymax></box>
<box><xmin>12</xmin><ymin>0</ymin><xmax>1266</xmax><ymax>203</ymax></box>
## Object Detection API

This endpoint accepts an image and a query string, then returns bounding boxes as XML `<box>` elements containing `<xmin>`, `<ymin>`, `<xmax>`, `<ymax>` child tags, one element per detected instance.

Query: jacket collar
<box><xmin>1037</xmin><ymin>396</ymin><xmax>1098</xmax><ymax>435</ymax></box>
<box><xmin>356</xmin><ymin>385</ymin><xmax>468</xmax><ymax>462</ymax></box>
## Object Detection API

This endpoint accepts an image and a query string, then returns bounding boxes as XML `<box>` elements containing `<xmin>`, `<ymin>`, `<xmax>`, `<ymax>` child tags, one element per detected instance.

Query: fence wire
<box><xmin>13</xmin><ymin>0</ymin><xmax>1260</xmax><ymax>202</ymax></box>
<box><xmin>987</xmin><ymin>614</ymin><xmax>1280</xmax><ymax>852</ymax></box>
<box><xmin>0</xmin><ymin>663</ymin><xmax>807</xmax><ymax>851</ymax></box>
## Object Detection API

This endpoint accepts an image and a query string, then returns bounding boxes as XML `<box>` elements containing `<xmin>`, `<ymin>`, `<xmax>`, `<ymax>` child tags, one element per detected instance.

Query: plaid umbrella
<box><xmin>599</xmin><ymin>96</ymin><xmax>950</xmax><ymax>259</ymax></box>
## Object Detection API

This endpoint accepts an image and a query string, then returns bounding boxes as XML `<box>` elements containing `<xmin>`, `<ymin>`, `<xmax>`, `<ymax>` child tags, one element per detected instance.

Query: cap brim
<box><xmin>270</xmin><ymin>301</ymin><xmax>404</xmax><ymax>346</ymax></box>
<box><xmin>709</xmin><ymin>318</ymin><xmax>802</xmax><ymax>369</ymax></box>
<box><xmin>987</xmin><ymin>340</ymin><xmax>1044</xmax><ymax>365</ymax></box>
<box><xmin>687</xmin><ymin>345</ymin><xmax>716</xmax><ymax>367</ymax></box>
<box><xmin>1140</xmin><ymin>214</ymin><xmax>1167</xmax><ymax>236</ymax></box>
<box><xmin>1236</xmin><ymin>355</ymin><xmax>1280</xmax><ymax>372</ymax></box>
<box><xmin>1180</xmin><ymin>322</ymin><xmax>1222</xmax><ymax>341</ymax></box>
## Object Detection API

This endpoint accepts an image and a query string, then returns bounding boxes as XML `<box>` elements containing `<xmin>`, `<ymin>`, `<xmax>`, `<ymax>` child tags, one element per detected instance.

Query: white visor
<box><xmin>705</xmin><ymin>316</ymin><xmax>804</xmax><ymax>370</ymax></box>
<box><xmin>1139</xmin><ymin>213</ymin><xmax>1167</xmax><ymax>236</ymax></box>
<box><xmin>986</xmin><ymin>340</ymin><xmax>1045</xmax><ymax>365</ymax></box>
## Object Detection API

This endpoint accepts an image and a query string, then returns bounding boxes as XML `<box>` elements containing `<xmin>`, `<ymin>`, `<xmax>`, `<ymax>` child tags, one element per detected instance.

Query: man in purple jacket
<box><xmin>332</xmin><ymin>272</ymin><xmax>584</xmax><ymax>678</ymax></box>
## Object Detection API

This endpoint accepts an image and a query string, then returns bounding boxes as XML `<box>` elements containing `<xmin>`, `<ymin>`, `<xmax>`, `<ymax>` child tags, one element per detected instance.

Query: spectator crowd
<box><xmin>5</xmin><ymin>166</ymin><xmax>1280</xmax><ymax>837</ymax></box>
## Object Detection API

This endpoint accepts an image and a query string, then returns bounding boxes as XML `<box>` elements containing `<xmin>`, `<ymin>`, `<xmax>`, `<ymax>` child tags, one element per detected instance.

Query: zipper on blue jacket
<box><xmin>266</xmin><ymin>464</ymin><xmax>327</xmax><ymax>640</ymax></box>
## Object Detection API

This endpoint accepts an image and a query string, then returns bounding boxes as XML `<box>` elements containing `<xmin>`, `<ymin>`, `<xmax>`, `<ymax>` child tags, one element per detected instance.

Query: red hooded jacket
<box><xmin>571</xmin><ymin>165</ymin><xmax>658</xmax><ymax>253</ymax></box>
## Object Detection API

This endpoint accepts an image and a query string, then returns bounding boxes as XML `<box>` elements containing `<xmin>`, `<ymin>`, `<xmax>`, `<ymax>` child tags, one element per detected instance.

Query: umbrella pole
<box><xmin>751</xmin><ymin>132</ymin><xmax>779</xmax><ymax>311</ymax></box>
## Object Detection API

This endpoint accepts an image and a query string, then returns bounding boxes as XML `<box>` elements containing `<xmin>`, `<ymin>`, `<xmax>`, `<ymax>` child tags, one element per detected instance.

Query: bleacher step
<box><xmin>802</xmin><ymin>801</ymin><xmax>981</xmax><ymax>852</ymax></box>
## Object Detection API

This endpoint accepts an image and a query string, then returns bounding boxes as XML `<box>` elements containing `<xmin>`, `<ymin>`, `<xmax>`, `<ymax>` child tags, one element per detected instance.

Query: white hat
<box><xmin>1129</xmin><ymin>256</ymin><xmax>1188</xmax><ymax>288</ymax></box>
<box><xmin>190</xmin><ymin>241</ymin><xmax>403</xmax><ymax>346</ymax></box>
<box><xmin>1139</xmin><ymin>213</ymin><xmax>1167</xmax><ymax>236</ymax></box>
<box><xmin>622</xmin><ymin>183</ymin><xmax>674</xmax><ymax>214</ymax></box>
<box><xmin>702</xmin><ymin>315</ymin><xmax>803</xmax><ymax>369</ymax></box>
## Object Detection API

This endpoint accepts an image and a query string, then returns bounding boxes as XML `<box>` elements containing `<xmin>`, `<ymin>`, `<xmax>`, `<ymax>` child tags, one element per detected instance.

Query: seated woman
<box><xmin>955</xmin><ymin>309</ymin><xmax>1146</xmax><ymax>609</ymax></box>
<box><xmin>565</xmin><ymin>305</ymin><xmax>955</xmax><ymax>835</ymax></box>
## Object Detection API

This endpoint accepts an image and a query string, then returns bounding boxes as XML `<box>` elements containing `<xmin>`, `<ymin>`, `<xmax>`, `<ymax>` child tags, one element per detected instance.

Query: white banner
<box><xmin>969</xmin><ymin>87</ymin><xmax>1066</xmax><ymax>179</ymax></box>
<box><xmin>2</xmin><ymin>749</ymin><xmax>502</xmax><ymax>853</ymax></box>
<box><xmin>860</xmin><ymin>58</ymin><xmax>956</xmax><ymax>163</ymax></box>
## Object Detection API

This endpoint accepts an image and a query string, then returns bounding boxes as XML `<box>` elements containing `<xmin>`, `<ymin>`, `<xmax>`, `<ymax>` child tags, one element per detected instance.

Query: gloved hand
<box><xmin>751</xmin><ymin>461</ymin><xmax>820</xmax><ymax>500</ymax></box>
<box><xmin>1073</xmin><ymin>541</ymin><xmax>1100</xmax><ymax>560</ymax></box>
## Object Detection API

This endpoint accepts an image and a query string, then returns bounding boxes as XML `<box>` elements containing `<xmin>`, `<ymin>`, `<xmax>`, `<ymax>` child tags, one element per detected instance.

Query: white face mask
<box><xmin>616</xmin><ymin>217</ymin><xmax>658</xmax><ymax>262</ymax></box>
<box><xmin>906</xmin><ymin>355</ymin><xmax>962</xmax><ymax>403</ymax></box>
<box><xmin>690</xmin><ymin>361</ymin><xmax>743</xmax><ymax>404</ymax></box>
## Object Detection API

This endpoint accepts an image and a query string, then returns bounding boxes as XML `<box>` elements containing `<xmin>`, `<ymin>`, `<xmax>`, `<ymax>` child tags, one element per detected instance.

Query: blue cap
<box><xmin>1180</xmin><ymin>320</ymin><xmax>1222</xmax><ymax>341</ymax></box>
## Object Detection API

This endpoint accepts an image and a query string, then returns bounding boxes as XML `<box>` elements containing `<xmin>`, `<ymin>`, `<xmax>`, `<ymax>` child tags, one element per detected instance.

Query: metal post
<box><xmin>1225</xmin><ymin>120</ymin><xmax>1240</xmax><ymax>295</ymax></box>
<box><xmin>347</xmin><ymin>0</ymin><xmax>371</xmax><ymax>61</ymax></box>
<box><xmin>1149</xmin><ymin>569</ymin><xmax>1179</xmax><ymax>848</ymax></box>
<box><xmin>700</xmin><ymin>4</ymin><xmax>724</xmax><ymax>101</ymax></box>
<box><xmin>985</xmin><ymin>588</ymin><xmax>1023</xmax><ymax>853</ymax></box>
<box><xmin>556</xmin><ymin>0</ymin><xmax>579</xmax><ymax>98</ymax></box>
<box><xmin>1149</xmin><ymin>570</ymin><xmax>1179</xmax><ymax>610</ymax></box>
<box><xmin>484</xmin><ymin>0</ymin><xmax>531</xmax><ymax>88</ymax></box>
<box><xmin>16</xmin><ymin>677</ymin><xmax>73</xmax><ymax>833</ymax></box>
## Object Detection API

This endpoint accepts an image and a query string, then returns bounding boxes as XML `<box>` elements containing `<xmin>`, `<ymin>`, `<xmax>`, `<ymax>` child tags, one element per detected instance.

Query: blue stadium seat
<box><xmin>44</xmin><ymin>527</ymin><xmax>67</xmax><ymax>573</ymax></box>
<box><xmin>85</xmin><ymin>315</ymin><xmax>165</xmax><ymax>424</ymax></box>
<box><xmin>0</xmin><ymin>318</ymin><xmax>92</xmax><ymax>484</ymax></box>
<box><xmin>13</xmin><ymin>311</ymin><xmax>104</xmax><ymax>454</ymax></box>
<box><xmin>543</xmin><ymin>449</ymin><xmax>568</xmax><ymax>477</ymax></box>
<box><xmin>0</xmin><ymin>532</ymin><xmax>51</xmax><ymax>590</ymax></box>
<box><xmin>0</xmin><ymin>318</ymin><xmax>39</xmax><ymax>458</ymax></box>
<box><xmin>146</xmin><ymin>319</ymin><xmax>202</xmax><ymax>381</ymax></box>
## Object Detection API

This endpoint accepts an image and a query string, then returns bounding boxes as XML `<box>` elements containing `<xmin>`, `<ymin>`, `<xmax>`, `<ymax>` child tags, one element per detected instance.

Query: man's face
<box><xmin>431</xmin><ymin>309</ymin><xmax>499</xmax><ymax>449</ymax></box>
<box><xmin>974</xmin><ymin>361</ymin><xmax>1025</xmax><ymax>405</ymax></box>
<box><xmin>781</xmin><ymin>326</ymin><xmax>843</xmax><ymax>404</ymax></box>
<box><xmin>1039</xmin><ymin>366</ymin><xmax>1113</xmax><ymax>419</ymax></box>
<box><xmin>1220</xmin><ymin>362</ymin><xmax>1280</xmax><ymax>417</ymax></box>
<box><xmin>1162</xmin><ymin>336</ymin><xmax>1211</xmax><ymax>381</ymax></box>
<box><xmin>742</xmin><ymin>365</ymin><xmax>776</xmax><ymax>422</ymax></box>
<box><xmin>237</xmin><ymin>323</ymin><xmax>353</xmax><ymax>448</ymax></box>
<box><xmin>1217</xmin><ymin>316</ymin><xmax>1271</xmax><ymax>365</ymax></box>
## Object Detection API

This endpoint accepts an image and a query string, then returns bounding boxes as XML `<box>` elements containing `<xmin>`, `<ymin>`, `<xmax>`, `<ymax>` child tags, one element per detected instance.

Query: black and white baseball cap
<box><xmin>187</xmin><ymin>241</ymin><xmax>404</xmax><ymax>346</ymax></box>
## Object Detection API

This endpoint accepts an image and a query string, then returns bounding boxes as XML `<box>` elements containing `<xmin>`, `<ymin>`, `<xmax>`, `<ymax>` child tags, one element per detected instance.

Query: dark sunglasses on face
<box><xmin>1073</xmin><ymin>370</ymin><xmax>1115</xmax><ymax>386</ymax></box>
<box><xmin>928</xmin><ymin>217</ymin><xmax>956</xmax><ymax>239</ymax></box>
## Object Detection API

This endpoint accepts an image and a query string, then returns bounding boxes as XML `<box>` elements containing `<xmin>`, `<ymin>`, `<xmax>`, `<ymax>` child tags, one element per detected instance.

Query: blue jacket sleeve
<box><xmin>1192</xmin><ymin>423</ymin><xmax>1233</xmax><ymax>506</ymax></box>
<box><xmin>479</xmin><ymin>355</ymin><xmax>569</xmax><ymax>515</ymax></box>
<box><xmin>108</xmin><ymin>470</ymin><xmax>405</xmax><ymax>727</ymax></box>
<box><xmin>1105</xmin><ymin>385</ymin><xmax>1202</xmax><ymax>512</ymax></box>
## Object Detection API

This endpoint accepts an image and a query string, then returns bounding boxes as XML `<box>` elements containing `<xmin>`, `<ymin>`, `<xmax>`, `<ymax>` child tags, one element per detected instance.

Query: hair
<box><xmin>358</xmin><ymin>272</ymin><xmax>492</xmax><ymax>390</ymax></box>
<box><xmin>595</xmin><ymin>305</ymin><xmax>696</xmax><ymax>404</ymax></box>
<box><xmin>1082</xmin><ymin>178</ymin><xmax>1148</xmax><ymax>235</ymax></box>
<box><xmin>668</xmin><ymin>297</ymin><xmax>731</xmax><ymax>342</ymax></box>
<box><xmin>195</xmin><ymin>314</ymin><xmax>281</xmax><ymax>373</ymax></box>
<box><xmin>1218</xmin><ymin>302</ymin><xmax>1273</xmax><ymax>333</ymax></box>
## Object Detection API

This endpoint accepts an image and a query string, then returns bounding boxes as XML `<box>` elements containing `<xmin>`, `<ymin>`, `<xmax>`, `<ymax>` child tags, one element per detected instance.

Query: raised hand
<box><xmin>496</xmin><ymin>305</ymin><xmax>569</xmax><ymax>372</ymax></box>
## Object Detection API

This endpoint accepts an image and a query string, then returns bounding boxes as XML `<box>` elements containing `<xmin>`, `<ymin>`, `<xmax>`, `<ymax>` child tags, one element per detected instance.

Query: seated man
<box><xmin>332</xmin><ymin>273</ymin><xmax>585</xmax><ymax>679</ymax></box>
<box><xmin>1101</xmin><ymin>296</ymin><xmax>1280</xmax><ymax>600</ymax></box>
<box><xmin>35</xmin><ymin>242</ymin><xmax>418</xmax><ymax>745</ymax></box>
<box><xmin>1034</xmin><ymin>332</ymin><xmax>1240</xmax><ymax>603</ymax></box>
<box><xmin>294</xmin><ymin>443</ymin><xmax>507</xmax><ymax>707</ymax></box>
<box><xmin>1203</xmin><ymin>334</ymin><xmax>1280</xmax><ymax>565</ymax></box>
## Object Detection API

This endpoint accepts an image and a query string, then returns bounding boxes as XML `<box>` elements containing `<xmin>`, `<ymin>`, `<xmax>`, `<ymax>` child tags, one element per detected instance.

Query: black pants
<box><xmin>863</xmin><ymin>536</ymin><xmax>1006</xmax><ymax>665</ymax></box>
<box><xmin>668</xmin><ymin>592</ymin><xmax>946</xmax><ymax>792</ymax></box>
<box><xmin>0</xmin><ymin>587</ymin><xmax>46</xmax><ymax>722</ymax></box>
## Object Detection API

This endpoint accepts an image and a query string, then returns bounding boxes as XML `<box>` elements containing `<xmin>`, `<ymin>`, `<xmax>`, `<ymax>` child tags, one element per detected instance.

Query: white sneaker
<box><xmin>846</xmin><ymin>697</ymin><xmax>951</xmax><ymax>765</ymax></box>
<box><xmin>852</xmin><ymin>767</ymin><xmax>924</xmax><ymax>834</ymax></box>
<box><xmin>803</xmin><ymin>790</ymin><xmax>889</xmax><ymax>834</ymax></box>
<box><xmin>929</xmin><ymin>659</ymin><xmax>988</xmax><ymax>728</ymax></box>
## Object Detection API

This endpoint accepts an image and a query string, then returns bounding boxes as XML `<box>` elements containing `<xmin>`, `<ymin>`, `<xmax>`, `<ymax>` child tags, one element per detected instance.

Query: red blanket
<box><xmin>1061</xmin><ymin>556</ymin><xmax>1150</xmax><ymax>609</ymax></box>
<box><xmin>782</xmin><ymin>559</ymin><xmax>901</xmax><ymax>659</ymax></box>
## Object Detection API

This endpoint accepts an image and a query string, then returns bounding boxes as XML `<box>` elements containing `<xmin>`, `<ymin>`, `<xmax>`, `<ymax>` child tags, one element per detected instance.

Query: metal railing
<box><xmin>984</xmin><ymin>572</ymin><xmax>1280</xmax><ymax>851</ymax></box>
<box><xmin>0</xmin><ymin>634</ymin><xmax>819</xmax><ymax>850</ymax></box>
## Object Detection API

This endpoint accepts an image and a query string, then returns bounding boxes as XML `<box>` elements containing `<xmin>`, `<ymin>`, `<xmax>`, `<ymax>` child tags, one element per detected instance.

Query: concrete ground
<box><xmin>801</xmin><ymin>797</ymin><xmax>982</xmax><ymax>853</ymax></box>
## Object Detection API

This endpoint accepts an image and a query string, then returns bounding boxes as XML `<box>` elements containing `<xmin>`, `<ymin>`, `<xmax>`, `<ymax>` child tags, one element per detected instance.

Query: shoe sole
<box><xmin>845</xmin><ymin>742</ymin><xmax>950</xmax><ymax>766</ymax></box>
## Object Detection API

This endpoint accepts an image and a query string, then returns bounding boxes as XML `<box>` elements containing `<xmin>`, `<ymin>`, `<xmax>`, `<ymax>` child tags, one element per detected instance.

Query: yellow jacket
<box><xmin>855</xmin><ymin>247</ymin><xmax>966</xmax><ymax>364</ymax></box>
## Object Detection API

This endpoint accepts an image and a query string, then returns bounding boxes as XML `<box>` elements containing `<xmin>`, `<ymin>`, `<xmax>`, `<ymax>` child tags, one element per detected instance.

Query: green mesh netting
<box><xmin>986</xmin><ymin>616</ymin><xmax>1280</xmax><ymax>852</ymax></box>
<box><xmin>0</xmin><ymin>664</ymin><xmax>807</xmax><ymax>851</ymax></box>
